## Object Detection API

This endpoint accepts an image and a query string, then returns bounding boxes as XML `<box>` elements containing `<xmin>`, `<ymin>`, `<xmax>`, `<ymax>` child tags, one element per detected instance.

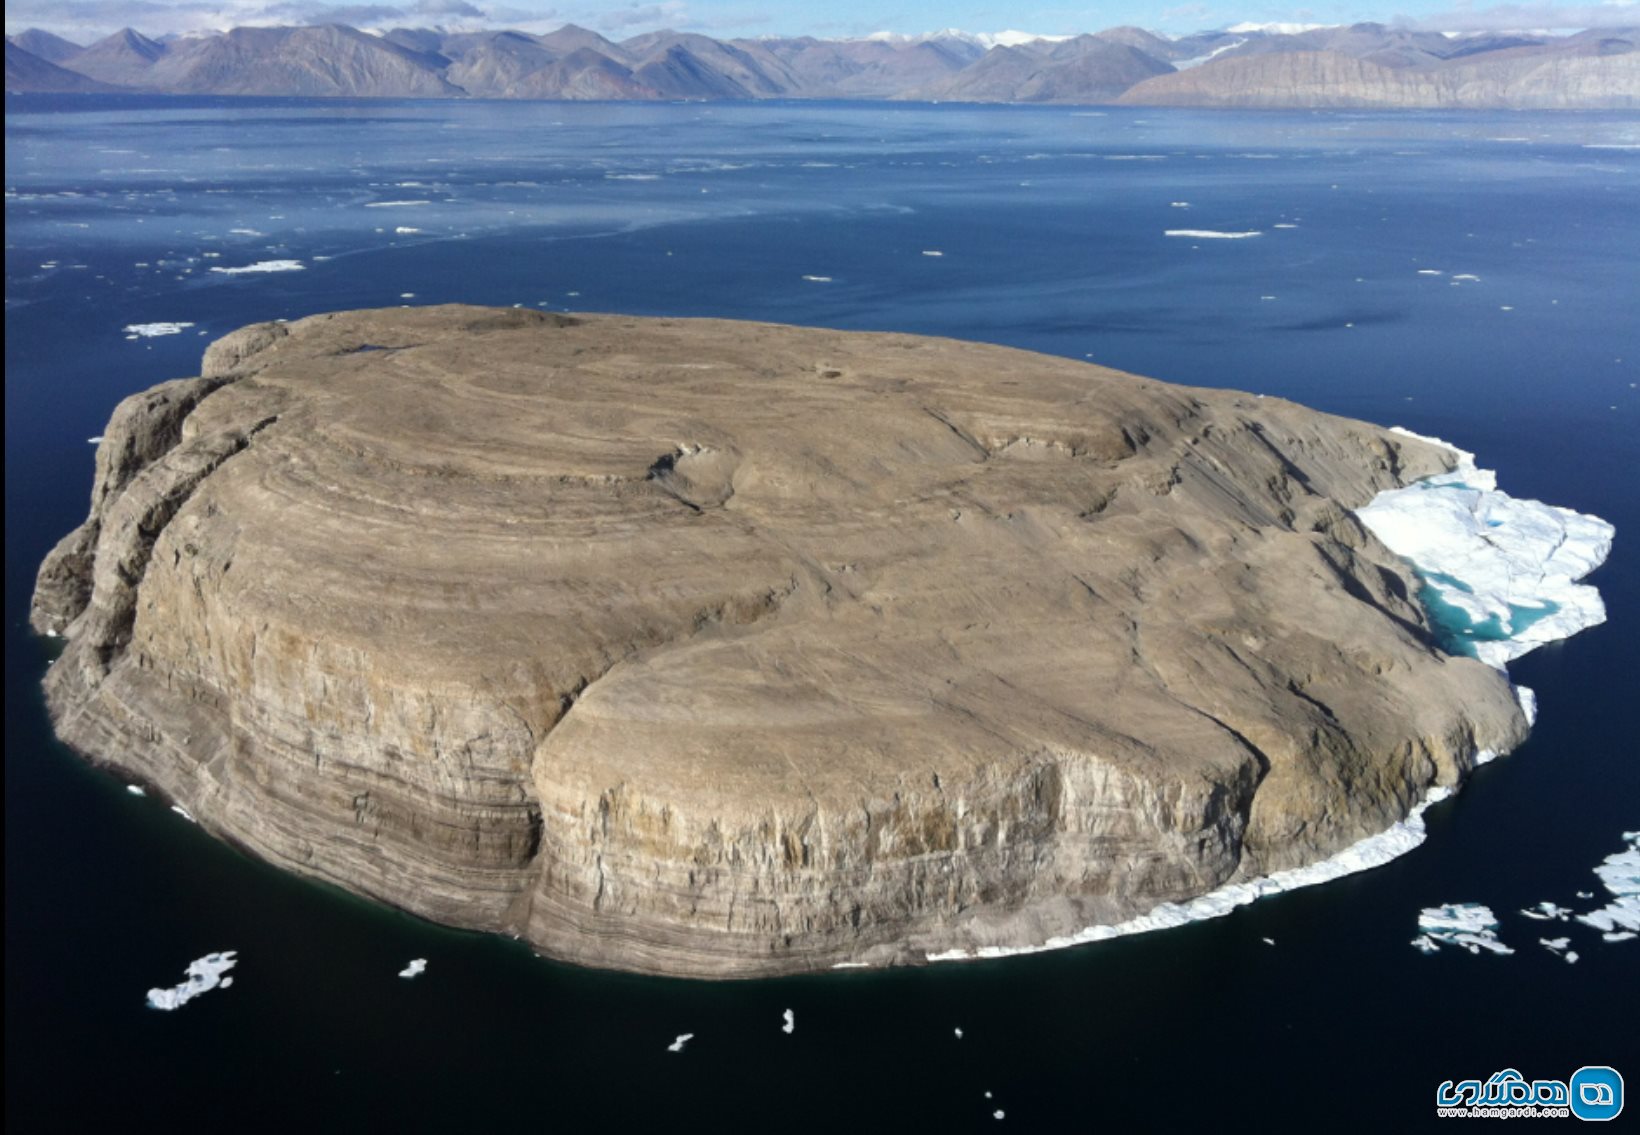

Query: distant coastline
<box><xmin>8</xmin><ymin>21</ymin><xmax>1638</xmax><ymax>109</ymax></box>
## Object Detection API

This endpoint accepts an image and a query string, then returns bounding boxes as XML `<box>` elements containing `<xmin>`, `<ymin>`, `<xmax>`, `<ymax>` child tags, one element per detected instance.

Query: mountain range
<box><xmin>6</xmin><ymin>21</ymin><xmax>1638</xmax><ymax>108</ymax></box>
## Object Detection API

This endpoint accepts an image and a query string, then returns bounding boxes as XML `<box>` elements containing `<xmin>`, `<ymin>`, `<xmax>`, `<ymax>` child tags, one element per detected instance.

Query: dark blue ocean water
<box><xmin>6</xmin><ymin>96</ymin><xmax>1638</xmax><ymax>1132</ymax></box>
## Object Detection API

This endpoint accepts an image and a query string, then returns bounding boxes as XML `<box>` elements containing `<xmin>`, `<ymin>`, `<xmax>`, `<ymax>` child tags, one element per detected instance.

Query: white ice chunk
<box><xmin>394</xmin><ymin>227</ymin><xmax>421</xmax><ymax>234</ymax></box>
<box><xmin>398</xmin><ymin>958</ymin><xmax>427</xmax><ymax>978</ymax></box>
<box><xmin>668</xmin><ymin>1033</ymin><xmax>694</xmax><ymax>1053</ymax></box>
<box><xmin>1165</xmin><ymin>229</ymin><xmax>1261</xmax><ymax>239</ymax></box>
<box><xmin>1574</xmin><ymin>833</ymin><xmax>1640</xmax><ymax>935</ymax></box>
<box><xmin>1519</xmin><ymin>901</ymin><xmax>1571</xmax><ymax>921</ymax></box>
<box><xmin>801</xmin><ymin>275</ymin><xmax>832</xmax><ymax>282</ymax></box>
<box><xmin>954</xmin><ymin>1027</ymin><xmax>964</xmax><ymax>1039</ymax></box>
<box><xmin>921</xmin><ymin>250</ymin><xmax>944</xmax><ymax>257</ymax></box>
<box><xmin>1415</xmin><ymin>903</ymin><xmax>1515</xmax><ymax>955</ymax></box>
<box><xmin>126</xmin><ymin>784</ymin><xmax>145</xmax><ymax>796</ymax></box>
<box><xmin>782</xmin><ymin>1009</ymin><xmax>795</xmax><ymax>1034</ymax></box>
<box><xmin>146</xmin><ymin>951</ymin><xmax>237</xmax><ymax>1010</ymax></box>
<box><xmin>123</xmin><ymin>322</ymin><xmax>195</xmax><ymax>337</ymax></box>
<box><xmin>1355</xmin><ymin>431</ymin><xmax>1614</xmax><ymax>669</ymax></box>
<box><xmin>1514</xmin><ymin>685</ymin><xmax>1538</xmax><ymax>726</ymax></box>
<box><xmin>365</xmin><ymin>199</ymin><xmax>431</xmax><ymax>207</ymax></box>
<box><xmin>209</xmin><ymin>260</ymin><xmax>305</xmax><ymax>275</ymax></box>
<box><xmin>87</xmin><ymin>435</ymin><xmax>104</xmax><ymax>444</ymax></box>
<box><xmin>171</xmin><ymin>804</ymin><xmax>196</xmax><ymax>823</ymax></box>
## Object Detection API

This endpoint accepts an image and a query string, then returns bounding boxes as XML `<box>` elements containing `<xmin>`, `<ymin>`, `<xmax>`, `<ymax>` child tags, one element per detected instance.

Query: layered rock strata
<box><xmin>34</xmin><ymin>305</ymin><xmax>1527</xmax><ymax>976</ymax></box>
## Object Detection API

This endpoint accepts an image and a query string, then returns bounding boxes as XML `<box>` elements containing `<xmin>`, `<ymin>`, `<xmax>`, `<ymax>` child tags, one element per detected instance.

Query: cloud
<box><xmin>2</xmin><ymin>0</ymin><xmax>513</xmax><ymax>39</ymax></box>
<box><xmin>589</xmin><ymin>2</ymin><xmax>688</xmax><ymax>32</ymax></box>
<box><xmin>1404</xmin><ymin>1</ymin><xmax>1639</xmax><ymax>32</ymax></box>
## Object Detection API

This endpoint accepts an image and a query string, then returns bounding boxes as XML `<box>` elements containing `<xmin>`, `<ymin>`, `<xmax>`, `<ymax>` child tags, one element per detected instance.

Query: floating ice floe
<box><xmin>1451</xmin><ymin>273</ymin><xmax>1480</xmax><ymax>282</ymax></box>
<box><xmin>365</xmin><ymin>200</ymin><xmax>431</xmax><ymax>207</ymax></box>
<box><xmin>1412</xmin><ymin>904</ymin><xmax>1514</xmax><ymax>956</ymax></box>
<box><xmin>209</xmin><ymin>260</ymin><xmax>305</xmax><ymax>275</ymax></box>
<box><xmin>87</xmin><ymin>435</ymin><xmax>104</xmax><ymax>444</ymax></box>
<box><xmin>1417</xmin><ymin>269</ymin><xmax>1443</xmax><ymax>276</ymax></box>
<box><xmin>921</xmin><ymin>250</ymin><xmax>944</xmax><ymax>257</ymax></box>
<box><xmin>398</xmin><ymin>958</ymin><xmax>427</xmax><ymax>979</ymax></box>
<box><xmin>126</xmin><ymin>784</ymin><xmax>145</xmax><ymax>796</ymax></box>
<box><xmin>147</xmin><ymin>951</ymin><xmax>237</xmax><ymax>1010</ymax></box>
<box><xmin>1538</xmin><ymin>937</ymin><xmax>1578</xmax><ymax>963</ymax></box>
<box><xmin>394</xmin><ymin>227</ymin><xmax>421</xmax><ymax>234</ymax></box>
<box><xmin>667</xmin><ymin>1033</ymin><xmax>694</xmax><ymax>1053</ymax></box>
<box><xmin>1164</xmin><ymin>229</ymin><xmax>1262</xmax><ymax>239</ymax></box>
<box><xmin>1273</xmin><ymin>223</ymin><xmax>1298</xmax><ymax>229</ymax></box>
<box><xmin>1574</xmin><ymin>832</ymin><xmax>1639</xmax><ymax>936</ymax></box>
<box><xmin>801</xmin><ymin>275</ymin><xmax>832</xmax><ymax>283</ymax></box>
<box><xmin>1520</xmin><ymin>901</ymin><xmax>1572</xmax><ymax>921</ymax></box>
<box><xmin>123</xmin><ymin>322</ymin><xmax>195</xmax><ymax>337</ymax></box>
<box><xmin>1355</xmin><ymin>430</ymin><xmax>1613</xmax><ymax>670</ymax></box>
<box><xmin>953</xmin><ymin>1027</ymin><xmax>964</xmax><ymax>1039</ymax></box>
<box><xmin>170</xmin><ymin>804</ymin><xmax>196</xmax><ymax>823</ymax></box>
<box><xmin>781</xmin><ymin>1009</ymin><xmax>795</xmax><ymax>1034</ymax></box>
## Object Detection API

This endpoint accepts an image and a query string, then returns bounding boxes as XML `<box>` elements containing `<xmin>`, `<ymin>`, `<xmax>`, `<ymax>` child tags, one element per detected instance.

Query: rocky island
<box><xmin>33</xmin><ymin>305</ymin><xmax>1537</xmax><ymax>977</ymax></box>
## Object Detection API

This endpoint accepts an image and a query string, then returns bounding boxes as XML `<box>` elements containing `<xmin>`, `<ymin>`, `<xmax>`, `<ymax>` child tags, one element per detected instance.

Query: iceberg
<box><xmin>1164</xmin><ymin>229</ymin><xmax>1262</xmax><ymax>239</ymax></box>
<box><xmin>1355</xmin><ymin>430</ymin><xmax>1613</xmax><ymax>669</ymax></box>
<box><xmin>146</xmin><ymin>951</ymin><xmax>237</xmax><ymax>1010</ymax></box>
<box><xmin>209</xmin><ymin>260</ymin><xmax>305</xmax><ymax>275</ymax></box>
<box><xmin>123</xmin><ymin>322</ymin><xmax>195</xmax><ymax>337</ymax></box>
<box><xmin>782</xmin><ymin>1009</ymin><xmax>795</xmax><ymax>1034</ymax></box>
<box><xmin>667</xmin><ymin>1033</ymin><xmax>694</xmax><ymax>1053</ymax></box>
<box><xmin>398</xmin><ymin>958</ymin><xmax>427</xmax><ymax>978</ymax></box>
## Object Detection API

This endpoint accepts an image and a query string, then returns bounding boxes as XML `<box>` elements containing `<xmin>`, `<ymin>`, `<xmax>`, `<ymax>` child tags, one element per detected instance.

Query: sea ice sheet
<box><xmin>1355</xmin><ymin>430</ymin><xmax>1613</xmax><ymax>669</ymax></box>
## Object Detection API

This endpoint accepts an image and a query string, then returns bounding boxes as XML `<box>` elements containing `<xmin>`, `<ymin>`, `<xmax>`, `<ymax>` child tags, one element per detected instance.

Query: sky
<box><xmin>5</xmin><ymin>0</ymin><xmax>1637</xmax><ymax>46</ymax></box>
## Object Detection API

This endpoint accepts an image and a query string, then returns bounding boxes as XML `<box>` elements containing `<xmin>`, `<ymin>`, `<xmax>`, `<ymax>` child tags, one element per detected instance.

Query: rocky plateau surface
<box><xmin>33</xmin><ymin>306</ymin><xmax>1528</xmax><ymax>976</ymax></box>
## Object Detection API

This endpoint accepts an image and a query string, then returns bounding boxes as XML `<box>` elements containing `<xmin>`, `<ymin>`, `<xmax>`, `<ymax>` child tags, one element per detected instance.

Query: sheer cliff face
<box><xmin>33</xmin><ymin>306</ymin><xmax>1526</xmax><ymax>976</ymax></box>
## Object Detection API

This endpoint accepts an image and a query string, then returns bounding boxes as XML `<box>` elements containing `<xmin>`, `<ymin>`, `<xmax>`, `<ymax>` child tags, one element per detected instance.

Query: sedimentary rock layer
<box><xmin>34</xmin><ymin>305</ymin><xmax>1526</xmax><ymax>976</ymax></box>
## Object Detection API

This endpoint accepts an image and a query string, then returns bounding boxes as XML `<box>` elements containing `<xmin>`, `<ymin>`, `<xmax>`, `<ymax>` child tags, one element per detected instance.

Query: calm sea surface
<box><xmin>6</xmin><ymin>96</ymin><xmax>1637</xmax><ymax>1132</ymax></box>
